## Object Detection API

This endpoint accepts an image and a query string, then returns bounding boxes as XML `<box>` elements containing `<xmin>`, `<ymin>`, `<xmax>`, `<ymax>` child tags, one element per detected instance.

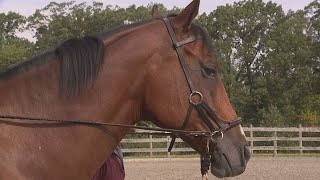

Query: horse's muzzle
<box><xmin>210</xmin><ymin>144</ymin><xmax>251</xmax><ymax>177</ymax></box>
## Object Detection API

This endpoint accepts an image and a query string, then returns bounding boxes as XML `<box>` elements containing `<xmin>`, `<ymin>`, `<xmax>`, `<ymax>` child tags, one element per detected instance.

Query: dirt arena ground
<box><xmin>124</xmin><ymin>156</ymin><xmax>320</xmax><ymax>180</ymax></box>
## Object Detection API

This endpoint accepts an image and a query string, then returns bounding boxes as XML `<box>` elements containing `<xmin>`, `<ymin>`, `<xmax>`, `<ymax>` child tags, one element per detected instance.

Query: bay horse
<box><xmin>0</xmin><ymin>0</ymin><xmax>250</xmax><ymax>179</ymax></box>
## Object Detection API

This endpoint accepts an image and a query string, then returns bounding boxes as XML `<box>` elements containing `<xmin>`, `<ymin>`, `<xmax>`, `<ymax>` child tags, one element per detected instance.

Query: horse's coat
<box><xmin>0</xmin><ymin>1</ymin><xmax>250</xmax><ymax>179</ymax></box>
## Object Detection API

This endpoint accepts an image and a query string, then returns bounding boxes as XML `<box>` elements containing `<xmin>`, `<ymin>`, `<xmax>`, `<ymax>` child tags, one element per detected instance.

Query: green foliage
<box><xmin>26</xmin><ymin>1</ymin><xmax>177</xmax><ymax>52</ymax></box>
<box><xmin>197</xmin><ymin>0</ymin><xmax>319</xmax><ymax>126</ymax></box>
<box><xmin>259</xmin><ymin>105</ymin><xmax>286</xmax><ymax>127</ymax></box>
<box><xmin>0</xmin><ymin>37</ymin><xmax>34</xmax><ymax>70</ymax></box>
<box><xmin>0</xmin><ymin>12</ymin><xmax>26</xmax><ymax>39</ymax></box>
<box><xmin>0</xmin><ymin>12</ymin><xmax>34</xmax><ymax>70</ymax></box>
<box><xmin>299</xmin><ymin>95</ymin><xmax>320</xmax><ymax>126</ymax></box>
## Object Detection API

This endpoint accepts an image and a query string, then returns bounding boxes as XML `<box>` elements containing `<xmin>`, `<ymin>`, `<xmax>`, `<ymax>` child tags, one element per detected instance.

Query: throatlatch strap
<box><xmin>168</xmin><ymin>136</ymin><xmax>176</xmax><ymax>152</ymax></box>
<box><xmin>168</xmin><ymin>104</ymin><xmax>194</xmax><ymax>152</ymax></box>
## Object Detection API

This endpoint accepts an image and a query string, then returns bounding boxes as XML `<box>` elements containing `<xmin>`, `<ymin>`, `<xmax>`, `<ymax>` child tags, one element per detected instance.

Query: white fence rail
<box><xmin>120</xmin><ymin>125</ymin><xmax>320</xmax><ymax>157</ymax></box>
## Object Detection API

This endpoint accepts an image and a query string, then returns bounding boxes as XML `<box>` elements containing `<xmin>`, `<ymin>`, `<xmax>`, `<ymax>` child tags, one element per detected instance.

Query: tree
<box><xmin>0</xmin><ymin>12</ymin><xmax>33</xmax><ymax>70</ymax></box>
<box><xmin>26</xmin><ymin>1</ymin><xmax>177</xmax><ymax>52</ymax></box>
<box><xmin>299</xmin><ymin>0</ymin><xmax>320</xmax><ymax>126</ymax></box>
<box><xmin>198</xmin><ymin>0</ymin><xmax>317</xmax><ymax>126</ymax></box>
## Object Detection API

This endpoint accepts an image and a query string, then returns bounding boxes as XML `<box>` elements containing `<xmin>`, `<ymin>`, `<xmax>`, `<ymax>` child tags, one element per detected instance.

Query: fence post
<box><xmin>273</xmin><ymin>131</ymin><xmax>277</xmax><ymax>157</ymax></box>
<box><xmin>167</xmin><ymin>136</ymin><xmax>171</xmax><ymax>158</ymax></box>
<box><xmin>150</xmin><ymin>135</ymin><xmax>153</xmax><ymax>157</ymax></box>
<box><xmin>299</xmin><ymin>124</ymin><xmax>303</xmax><ymax>154</ymax></box>
<box><xmin>250</xmin><ymin>124</ymin><xmax>253</xmax><ymax>154</ymax></box>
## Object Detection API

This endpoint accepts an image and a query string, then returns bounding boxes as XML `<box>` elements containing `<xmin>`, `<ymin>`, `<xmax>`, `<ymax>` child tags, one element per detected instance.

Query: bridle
<box><xmin>161</xmin><ymin>17</ymin><xmax>242</xmax><ymax>144</ymax></box>
<box><xmin>0</xmin><ymin>16</ymin><xmax>242</xmax><ymax>178</ymax></box>
<box><xmin>161</xmin><ymin>17</ymin><xmax>242</xmax><ymax>177</ymax></box>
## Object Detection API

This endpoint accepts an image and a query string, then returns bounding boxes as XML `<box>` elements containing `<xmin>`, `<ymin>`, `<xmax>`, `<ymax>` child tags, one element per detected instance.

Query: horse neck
<box><xmin>0</xmin><ymin>19</ymin><xmax>168</xmax><ymax>131</ymax></box>
<box><xmin>99</xmin><ymin>19</ymin><xmax>168</xmax><ymax>122</ymax></box>
<box><xmin>0</xmin><ymin>20</ymin><xmax>168</xmax><ymax>178</ymax></box>
<box><xmin>0</xmin><ymin>60</ymin><xmax>60</xmax><ymax>116</ymax></box>
<box><xmin>0</xmin><ymin>55</ymin><xmax>140</xmax><ymax>139</ymax></box>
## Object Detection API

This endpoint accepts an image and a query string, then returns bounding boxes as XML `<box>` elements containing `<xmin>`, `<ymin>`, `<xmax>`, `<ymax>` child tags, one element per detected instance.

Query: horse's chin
<box><xmin>210</xmin><ymin>151</ymin><xmax>247</xmax><ymax>178</ymax></box>
<box><xmin>210</xmin><ymin>154</ymin><xmax>232</xmax><ymax>178</ymax></box>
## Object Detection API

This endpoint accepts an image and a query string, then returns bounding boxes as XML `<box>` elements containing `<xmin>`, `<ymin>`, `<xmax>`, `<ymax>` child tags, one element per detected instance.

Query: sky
<box><xmin>0</xmin><ymin>0</ymin><xmax>316</xmax><ymax>16</ymax></box>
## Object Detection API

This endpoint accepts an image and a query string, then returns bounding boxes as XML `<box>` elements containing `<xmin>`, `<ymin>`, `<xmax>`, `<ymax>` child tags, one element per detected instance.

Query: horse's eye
<box><xmin>202</xmin><ymin>66</ymin><xmax>216</xmax><ymax>78</ymax></box>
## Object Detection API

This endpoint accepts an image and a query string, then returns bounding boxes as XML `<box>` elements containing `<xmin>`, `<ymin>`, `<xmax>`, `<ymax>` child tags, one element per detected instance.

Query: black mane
<box><xmin>0</xmin><ymin>18</ymin><xmax>159</xmax><ymax>97</ymax></box>
<box><xmin>0</xmin><ymin>36</ymin><xmax>105</xmax><ymax>96</ymax></box>
<box><xmin>55</xmin><ymin>36</ymin><xmax>105</xmax><ymax>96</ymax></box>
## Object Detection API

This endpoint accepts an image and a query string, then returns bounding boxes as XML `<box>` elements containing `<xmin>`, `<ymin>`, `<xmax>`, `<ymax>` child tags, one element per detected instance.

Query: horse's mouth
<box><xmin>210</xmin><ymin>153</ymin><xmax>232</xmax><ymax>177</ymax></box>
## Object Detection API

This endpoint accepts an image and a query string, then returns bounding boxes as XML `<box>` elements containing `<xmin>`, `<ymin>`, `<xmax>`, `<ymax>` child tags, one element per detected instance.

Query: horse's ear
<box><xmin>173</xmin><ymin>0</ymin><xmax>200</xmax><ymax>30</ymax></box>
<box><xmin>151</xmin><ymin>5</ymin><xmax>161</xmax><ymax>17</ymax></box>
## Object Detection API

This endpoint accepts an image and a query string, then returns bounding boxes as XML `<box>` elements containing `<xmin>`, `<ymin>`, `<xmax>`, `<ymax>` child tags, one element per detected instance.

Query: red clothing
<box><xmin>91</xmin><ymin>154</ymin><xmax>125</xmax><ymax>180</ymax></box>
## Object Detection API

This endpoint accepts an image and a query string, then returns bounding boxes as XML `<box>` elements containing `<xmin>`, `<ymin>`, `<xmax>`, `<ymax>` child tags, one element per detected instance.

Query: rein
<box><xmin>0</xmin><ymin>114</ymin><xmax>213</xmax><ymax>137</ymax></box>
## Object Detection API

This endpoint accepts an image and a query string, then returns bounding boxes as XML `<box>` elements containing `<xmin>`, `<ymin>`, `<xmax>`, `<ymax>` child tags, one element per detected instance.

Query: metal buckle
<box><xmin>211</xmin><ymin>131</ymin><xmax>224</xmax><ymax>142</ymax></box>
<box><xmin>189</xmin><ymin>91</ymin><xmax>203</xmax><ymax>105</ymax></box>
